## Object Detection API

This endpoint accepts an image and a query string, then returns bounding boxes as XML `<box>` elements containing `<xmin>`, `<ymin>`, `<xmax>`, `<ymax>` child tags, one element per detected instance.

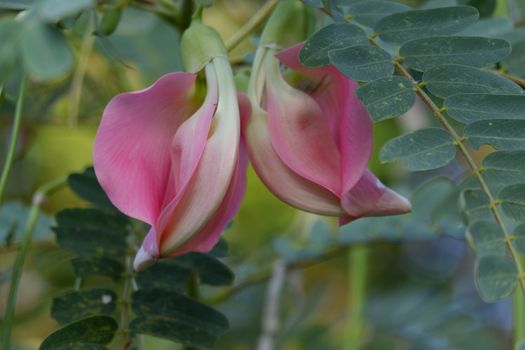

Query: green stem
<box><xmin>225</xmin><ymin>0</ymin><xmax>280</xmax><ymax>52</ymax></box>
<box><xmin>0</xmin><ymin>73</ymin><xmax>26</xmax><ymax>204</ymax></box>
<box><xmin>344</xmin><ymin>245</ymin><xmax>368</xmax><ymax>350</ymax></box>
<box><xmin>1</xmin><ymin>176</ymin><xmax>67</xmax><ymax>350</ymax></box>
<box><xmin>119</xmin><ymin>253</ymin><xmax>134</xmax><ymax>349</ymax></box>
<box><xmin>514</xmin><ymin>282</ymin><xmax>525</xmax><ymax>348</ymax></box>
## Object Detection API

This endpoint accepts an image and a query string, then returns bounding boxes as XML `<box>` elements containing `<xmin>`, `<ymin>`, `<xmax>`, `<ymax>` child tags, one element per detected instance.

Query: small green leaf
<box><xmin>299</xmin><ymin>23</ymin><xmax>368</xmax><ymax>67</ymax></box>
<box><xmin>380</xmin><ymin>128</ymin><xmax>456</xmax><ymax>171</ymax></box>
<box><xmin>348</xmin><ymin>1</ymin><xmax>411</xmax><ymax>28</ymax></box>
<box><xmin>400</xmin><ymin>36</ymin><xmax>511</xmax><ymax>71</ymax></box>
<box><xmin>482</xmin><ymin>151</ymin><xmax>525</xmax><ymax>194</ymax></box>
<box><xmin>423</xmin><ymin>65</ymin><xmax>523</xmax><ymax>98</ymax></box>
<box><xmin>356</xmin><ymin>76</ymin><xmax>416</xmax><ymax>122</ymax></box>
<box><xmin>68</xmin><ymin>167</ymin><xmax>114</xmax><ymax>209</ymax></box>
<box><xmin>500</xmin><ymin>184</ymin><xmax>525</xmax><ymax>222</ymax></box>
<box><xmin>174</xmin><ymin>253</ymin><xmax>234</xmax><ymax>286</ymax></box>
<box><xmin>18</xmin><ymin>20</ymin><xmax>73</xmax><ymax>81</ymax></box>
<box><xmin>458</xmin><ymin>17</ymin><xmax>513</xmax><ymax>38</ymax></box>
<box><xmin>513</xmin><ymin>224</ymin><xmax>525</xmax><ymax>256</ymax></box>
<box><xmin>467</xmin><ymin>220</ymin><xmax>504</xmax><ymax>256</ymax></box>
<box><xmin>466</xmin><ymin>120</ymin><xmax>525</xmax><ymax>150</ymax></box>
<box><xmin>501</xmin><ymin>39</ymin><xmax>525</xmax><ymax>77</ymax></box>
<box><xmin>445</xmin><ymin>94</ymin><xmax>525</xmax><ymax>124</ymax></box>
<box><xmin>0</xmin><ymin>17</ymin><xmax>19</xmax><ymax>83</ymax></box>
<box><xmin>375</xmin><ymin>6</ymin><xmax>479</xmax><ymax>44</ymax></box>
<box><xmin>461</xmin><ymin>188</ymin><xmax>491</xmax><ymax>221</ymax></box>
<box><xmin>38</xmin><ymin>0</ymin><xmax>94</xmax><ymax>22</ymax></box>
<box><xmin>51</xmin><ymin>289</ymin><xmax>117</xmax><ymax>325</ymax></box>
<box><xmin>131</xmin><ymin>289</ymin><xmax>228</xmax><ymax>348</ymax></box>
<box><xmin>71</xmin><ymin>257</ymin><xmax>123</xmax><ymax>281</ymax></box>
<box><xmin>40</xmin><ymin>316</ymin><xmax>117</xmax><ymax>350</ymax></box>
<box><xmin>136</xmin><ymin>260</ymin><xmax>191</xmax><ymax>292</ymax></box>
<box><xmin>328</xmin><ymin>45</ymin><xmax>393</xmax><ymax>82</ymax></box>
<box><xmin>475</xmin><ymin>255</ymin><xmax>517</xmax><ymax>302</ymax></box>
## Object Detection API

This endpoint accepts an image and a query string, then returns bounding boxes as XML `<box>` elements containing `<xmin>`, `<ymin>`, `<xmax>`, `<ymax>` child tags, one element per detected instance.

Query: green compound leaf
<box><xmin>39</xmin><ymin>316</ymin><xmax>117</xmax><ymax>350</ymax></box>
<box><xmin>348</xmin><ymin>1</ymin><xmax>411</xmax><ymax>28</ymax></box>
<box><xmin>513</xmin><ymin>224</ymin><xmax>525</xmax><ymax>256</ymax></box>
<box><xmin>299</xmin><ymin>23</ymin><xmax>368</xmax><ymax>68</ymax></box>
<box><xmin>51</xmin><ymin>289</ymin><xmax>117</xmax><ymax>325</ymax></box>
<box><xmin>445</xmin><ymin>94</ymin><xmax>525</xmax><ymax>124</ymax></box>
<box><xmin>356</xmin><ymin>76</ymin><xmax>416</xmax><ymax>122</ymax></box>
<box><xmin>68</xmin><ymin>167</ymin><xmax>114</xmax><ymax>209</ymax></box>
<box><xmin>375</xmin><ymin>6</ymin><xmax>479</xmax><ymax>44</ymax></box>
<box><xmin>465</xmin><ymin>119</ymin><xmax>525</xmax><ymax>150</ymax></box>
<box><xmin>467</xmin><ymin>220</ymin><xmax>505</xmax><ymax>256</ymax></box>
<box><xmin>500</xmin><ymin>184</ymin><xmax>525</xmax><ymax>223</ymax></box>
<box><xmin>328</xmin><ymin>45</ymin><xmax>393</xmax><ymax>82</ymax></box>
<box><xmin>483</xmin><ymin>151</ymin><xmax>525</xmax><ymax>194</ymax></box>
<box><xmin>475</xmin><ymin>255</ymin><xmax>517</xmax><ymax>302</ymax></box>
<box><xmin>54</xmin><ymin>209</ymin><xmax>129</xmax><ymax>258</ymax></box>
<box><xmin>131</xmin><ymin>289</ymin><xmax>228</xmax><ymax>349</ymax></box>
<box><xmin>37</xmin><ymin>0</ymin><xmax>94</xmax><ymax>22</ymax></box>
<box><xmin>380</xmin><ymin>128</ymin><xmax>456</xmax><ymax>171</ymax></box>
<box><xmin>71</xmin><ymin>257</ymin><xmax>124</xmax><ymax>281</ymax></box>
<box><xmin>400</xmin><ymin>36</ymin><xmax>511</xmax><ymax>71</ymax></box>
<box><xmin>423</xmin><ymin>65</ymin><xmax>523</xmax><ymax>98</ymax></box>
<box><xmin>461</xmin><ymin>188</ymin><xmax>491</xmax><ymax>222</ymax></box>
<box><xmin>501</xmin><ymin>39</ymin><xmax>525</xmax><ymax>77</ymax></box>
<box><xmin>18</xmin><ymin>20</ymin><xmax>73</xmax><ymax>81</ymax></box>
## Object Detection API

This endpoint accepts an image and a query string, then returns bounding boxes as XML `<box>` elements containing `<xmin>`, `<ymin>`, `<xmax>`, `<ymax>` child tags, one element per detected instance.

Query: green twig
<box><xmin>225</xmin><ymin>0</ymin><xmax>280</xmax><ymax>52</ymax></box>
<box><xmin>0</xmin><ymin>73</ymin><xmax>26</xmax><ymax>205</ymax></box>
<box><xmin>1</xmin><ymin>176</ymin><xmax>67</xmax><ymax>350</ymax></box>
<box><xmin>344</xmin><ymin>245</ymin><xmax>368</xmax><ymax>350</ymax></box>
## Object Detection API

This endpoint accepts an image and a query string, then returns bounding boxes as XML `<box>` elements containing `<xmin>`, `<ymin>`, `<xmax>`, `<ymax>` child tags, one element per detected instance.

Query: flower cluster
<box><xmin>93</xmin><ymin>1</ymin><xmax>411</xmax><ymax>270</ymax></box>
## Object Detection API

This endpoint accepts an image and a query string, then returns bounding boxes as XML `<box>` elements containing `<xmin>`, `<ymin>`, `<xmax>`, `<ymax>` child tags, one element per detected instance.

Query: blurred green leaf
<box><xmin>356</xmin><ymin>76</ymin><xmax>416</xmax><ymax>122</ymax></box>
<box><xmin>400</xmin><ymin>36</ymin><xmax>511</xmax><ymax>71</ymax></box>
<box><xmin>51</xmin><ymin>289</ymin><xmax>117</xmax><ymax>325</ymax></box>
<box><xmin>19</xmin><ymin>20</ymin><xmax>73</xmax><ymax>81</ymax></box>
<box><xmin>299</xmin><ymin>23</ymin><xmax>368</xmax><ymax>68</ymax></box>
<box><xmin>423</xmin><ymin>64</ymin><xmax>523</xmax><ymax>98</ymax></box>
<box><xmin>445</xmin><ymin>94</ymin><xmax>525</xmax><ymax>124</ymax></box>
<box><xmin>380</xmin><ymin>128</ymin><xmax>456</xmax><ymax>171</ymax></box>
<box><xmin>131</xmin><ymin>289</ymin><xmax>228</xmax><ymax>348</ymax></box>
<box><xmin>38</xmin><ymin>0</ymin><xmax>94</xmax><ymax>22</ymax></box>
<box><xmin>458</xmin><ymin>17</ymin><xmax>512</xmax><ymax>37</ymax></box>
<box><xmin>0</xmin><ymin>17</ymin><xmax>19</xmax><ymax>83</ymax></box>
<box><xmin>467</xmin><ymin>220</ymin><xmax>504</xmax><ymax>256</ymax></box>
<box><xmin>512</xmin><ymin>224</ymin><xmax>525</xmax><ymax>256</ymax></box>
<box><xmin>475</xmin><ymin>255</ymin><xmax>517</xmax><ymax>301</ymax></box>
<box><xmin>348</xmin><ymin>1</ymin><xmax>411</xmax><ymax>28</ymax></box>
<box><xmin>420</xmin><ymin>0</ymin><xmax>458</xmax><ymax>9</ymax></box>
<box><xmin>483</xmin><ymin>151</ymin><xmax>525</xmax><ymax>194</ymax></box>
<box><xmin>466</xmin><ymin>119</ymin><xmax>525</xmax><ymax>149</ymax></box>
<box><xmin>68</xmin><ymin>167</ymin><xmax>114</xmax><ymax>209</ymax></box>
<box><xmin>329</xmin><ymin>45</ymin><xmax>393</xmax><ymax>81</ymax></box>
<box><xmin>0</xmin><ymin>201</ymin><xmax>53</xmax><ymax>244</ymax></box>
<box><xmin>71</xmin><ymin>256</ymin><xmax>123</xmax><ymax>281</ymax></box>
<box><xmin>39</xmin><ymin>316</ymin><xmax>117</xmax><ymax>350</ymax></box>
<box><xmin>375</xmin><ymin>6</ymin><xmax>479</xmax><ymax>44</ymax></box>
<box><xmin>0</xmin><ymin>0</ymin><xmax>33</xmax><ymax>10</ymax></box>
<box><xmin>461</xmin><ymin>188</ymin><xmax>491</xmax><ymax>221</ymax></box>
<box><xmin>501</xmin><ymin>39</ymin><xmax>525</xmax><ymax>77</ymax></box>
<box><xmin>95</xmin><ymin>7</ymin><xmax>122</xmax><ymax>36</ymax></box>
<box><xmin>500</xmin><ymin>184</ymin><xmax>525</xmax><ymax>222</ymax></box>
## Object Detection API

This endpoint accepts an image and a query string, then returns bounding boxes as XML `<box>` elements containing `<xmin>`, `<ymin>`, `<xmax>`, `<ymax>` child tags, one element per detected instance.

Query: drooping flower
<box><xmin>93</xmin><ymin>21</ymin><xmax>246</xmax><ymax>270</ymax></box>
<box><xmin>243</xmin><ymin>41</ymin><xmax>411</xmax><ymax>224</ymax></box>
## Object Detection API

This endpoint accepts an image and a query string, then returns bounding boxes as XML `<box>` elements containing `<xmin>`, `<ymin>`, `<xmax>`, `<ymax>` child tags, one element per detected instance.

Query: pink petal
<box><xmin>156</xmin><ymin>57</ymin><xmax>241</xmax><ymax>256</ymax></box>
<box><xmin>264</xmin><ymin>54</ymin><xmax>341</xmax><ymax>195</ymax></box>
<box><xmin>341</xmin><ymin>170</ymin><xmax>411</xmax><ymax>220</ymax></box>
<box><xmin>133</xmin><ymin>227</ymin><xmax>159</xmax><ymax>271</ymax></box>
<box><xmin>174</xmin><ymin>138</ymin><xmax>249</xmax><ymax>255</ymax></box>
<box><xmin>277</xmin><ymin>44</ymin><xmax>373</xmax><ymax>195</ymax></box>
<box><xmin>242</xmin><ymin>93</ymin><xmax>345</xmax><ymax>216</ymax></box>
<box><xmin>93</xmin><ymin>72</ymin><xmax>199</xmax><ymax>225</ymax></box>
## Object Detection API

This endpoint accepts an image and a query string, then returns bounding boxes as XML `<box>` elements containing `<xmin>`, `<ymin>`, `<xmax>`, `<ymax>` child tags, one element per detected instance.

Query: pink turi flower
<box><xmin>243</xmin><ymin>43</ymin><xmax>411</xmax><ymax>224</ymax></box>
<box><xmin>94</xmin><ymin>22</ymin><xmax>246</xmax><ymax>271</ymax></box>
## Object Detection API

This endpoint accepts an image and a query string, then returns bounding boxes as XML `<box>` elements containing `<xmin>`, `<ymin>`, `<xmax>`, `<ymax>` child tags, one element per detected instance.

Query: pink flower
<box><xmin>243</xmin><ymin>43</ymin><xmax>411</xmax><ymax>224</ymax></box>
<box><xmin>93</xmin><ymin>55</ymin><xmax>246</xmax><ymax>270</ymax></box>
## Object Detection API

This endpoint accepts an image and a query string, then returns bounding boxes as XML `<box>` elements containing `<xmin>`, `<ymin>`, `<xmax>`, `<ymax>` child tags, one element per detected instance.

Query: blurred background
<box><xmin>1</xmin><ymin>0</ymin><xmax>525</xmax><ymax>349</ymax></box>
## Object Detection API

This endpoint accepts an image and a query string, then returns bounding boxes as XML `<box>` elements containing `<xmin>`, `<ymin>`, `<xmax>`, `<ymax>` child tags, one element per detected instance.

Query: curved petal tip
<box><xmin>133</xmin><ymin>246</ymin><xmax>157</xmax><ymax>271</ymax></box>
